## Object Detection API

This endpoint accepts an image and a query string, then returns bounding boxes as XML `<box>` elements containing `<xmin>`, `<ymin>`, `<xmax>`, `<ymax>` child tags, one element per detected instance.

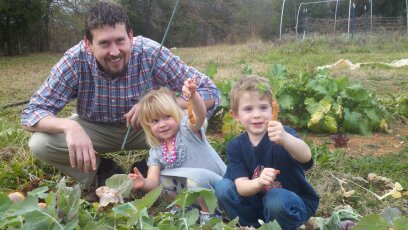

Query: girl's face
<box><xmin>232</xmin><ymin>91</ymin><xmax>272</xmax><ymax>140</ymax></box>
<box><xmin>149</xmin><ymin>114</ymin><xmax>179</xmax><ymax>142</ymax></box>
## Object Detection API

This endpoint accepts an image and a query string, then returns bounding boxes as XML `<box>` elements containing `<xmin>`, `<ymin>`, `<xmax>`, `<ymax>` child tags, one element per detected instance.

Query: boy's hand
<box><xmin>129</xmin><ymin>167</ymin><xmax>145</xmax><ymax>190</ymax></box>
<box><xmin>256</xmin><ymin>168</ymin><xmax>280</xmax><ymax>187</ymax></box>
<box><xmin>267</xmin><ymin>120</ymin><xmax>286</xmax><ymax>145</ymax></box>
<box><xmin>182</xmin><ymin>78</ymin><xmax>197</xmax><ymax>97</ymax></box>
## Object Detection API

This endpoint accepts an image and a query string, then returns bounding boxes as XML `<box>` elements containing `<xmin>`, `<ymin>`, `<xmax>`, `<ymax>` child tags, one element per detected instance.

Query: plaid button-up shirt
<box><xmin>21</xmin><ymin>36</ymin><xmax>220</xmax><ymax>126</ymax></box>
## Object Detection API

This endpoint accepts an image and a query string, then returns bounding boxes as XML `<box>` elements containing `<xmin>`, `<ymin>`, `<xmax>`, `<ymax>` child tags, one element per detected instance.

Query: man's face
<box><xmin>85</xmin><ymin>23</ymin><xmax>133</xmax><ymax>77</ymax></box>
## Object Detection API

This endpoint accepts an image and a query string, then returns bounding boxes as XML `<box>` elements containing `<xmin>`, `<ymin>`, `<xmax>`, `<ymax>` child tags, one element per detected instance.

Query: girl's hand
<box><xmin>267</xmin><ymin>120</ymin><xmax>287</xmax><ymax>145</ymax></box>
<box><xmin>257</xmin><ymin>168</ymin><xmax>280</xmax><ymax>187</ymax></box>
<box><xmin>129</xmin><ymin>167</ymin><xmax>145</xmax><ymax>190</ymax></box>
<box><xmin>182</xmin><ymin>78</ymin><xmax>197</xmax><ymax>97</ymax></box>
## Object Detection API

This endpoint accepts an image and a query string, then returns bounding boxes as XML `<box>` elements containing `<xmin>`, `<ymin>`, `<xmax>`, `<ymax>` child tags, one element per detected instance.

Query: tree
<box><xmin>0</xmin><ymin>0</ymin><xmax>43</xmax><ymax>55</ymax></box>
<box><xmin>48</xmin><ymin>0</ymin><xmax>94</xmax><ymax>52</ymax></box>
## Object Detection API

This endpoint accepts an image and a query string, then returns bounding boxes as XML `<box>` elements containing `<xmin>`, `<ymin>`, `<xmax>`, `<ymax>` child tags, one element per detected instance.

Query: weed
<box><xmin>347</xmin><ymin>147</ymin><xmax>408</xmax><ymax>187</ymax></box>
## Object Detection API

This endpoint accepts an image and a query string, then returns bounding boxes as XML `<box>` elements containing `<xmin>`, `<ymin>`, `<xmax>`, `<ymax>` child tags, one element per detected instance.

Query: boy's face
<box><xmin>85</xmin><ymin>23</ymin><xmax>133</xmax><ymax>78</ymax></box>
<box><xmin>232</xmin><ymin>91</ymin><xmax>272</xmax><ymax>139</ymax></box>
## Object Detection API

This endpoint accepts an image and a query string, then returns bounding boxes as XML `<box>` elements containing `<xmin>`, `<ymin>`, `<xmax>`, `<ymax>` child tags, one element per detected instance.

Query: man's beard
<box><xmin>106</xmin><ymin>67</ymin><xmax>127</xmax><ymax>79</ymax></box>
<box><xmin>97</xmin><ymin>62</ymin><xmax>127</xmax><ymax>79</ymax></box>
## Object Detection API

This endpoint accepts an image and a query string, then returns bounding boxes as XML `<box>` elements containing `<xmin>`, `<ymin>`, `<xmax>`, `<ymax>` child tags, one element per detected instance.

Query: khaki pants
<box><xmin>28</xmin><ymin>115</ymin><xmax>147</xmax><ymax>188</ymax></box>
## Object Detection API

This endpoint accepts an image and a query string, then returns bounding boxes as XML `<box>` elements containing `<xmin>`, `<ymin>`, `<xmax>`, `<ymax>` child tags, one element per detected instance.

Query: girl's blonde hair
<box><xmin>230</xmin><ymin>75</ymin><xmax>273</xmax><ymax>113</ymax></box>
<box><xmin>138</xmin><ymin>87</ymin><xmax>184</xmax><ymax>147</ymax></box>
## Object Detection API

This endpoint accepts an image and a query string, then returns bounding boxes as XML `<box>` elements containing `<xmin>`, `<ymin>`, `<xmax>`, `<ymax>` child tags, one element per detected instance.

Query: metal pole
<box><xmin>296</xmin><ymin>0</ymin><xmax>340</xmax><ymax>38</ymax></box>
<box><xmin>334</xmin><ymin>0</ymin><xmax>339</xmax><ymax>34</ymax></box>
<box><xmin>296</xmin><ymin>2</ymin><xmax>303</xmax><ymax>38</ymax></box>
<box><xmin>406</xmin><ymin>0</ymin><xmax>408</xmax><ymax>35</ymax></box>
<box><xmin>364</xmin><ymin>5</ymin><xmax>367</xmax><ymax>31</ymax></box>
<box><xmin>122</xmin><ymin>0</ymin><xmax>181</xmax><ymax>149</ymax></box>
<box><xmin>370</xmin><ymin>0</ymin><xmax>373</xmax><ymax>31</ymax></box>
<box><xmin>305</xmin><ymin>8</ymin><xmax>308</xmax><ymax>37</ymax></box>
<box><xmin>348</xmin><ymin>0</ymin><xmax>352</xmax><ymax>37</ymax></box>
<box><xmin>280</xmin><ymin>0</ymin><xmax>286</xmax><ymax>41</ymax></box>
<box><xmin>352</xmin><ymin>2</ymin><xmax>355</xmax><ymax>37</ymax></box>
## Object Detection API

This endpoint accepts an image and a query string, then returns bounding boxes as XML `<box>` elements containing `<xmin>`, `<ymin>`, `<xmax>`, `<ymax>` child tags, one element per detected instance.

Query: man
<box><xmin>21</xmin><ymin>1</ymin><xmax>220</xmax><ymax>190</ymax></box>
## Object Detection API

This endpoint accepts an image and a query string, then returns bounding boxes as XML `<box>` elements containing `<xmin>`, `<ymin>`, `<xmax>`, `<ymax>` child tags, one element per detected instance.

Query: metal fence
<box><xmin>300</xmin><ymin>16</ymin><xmax>407</xmax><ymax>35</ymax></box>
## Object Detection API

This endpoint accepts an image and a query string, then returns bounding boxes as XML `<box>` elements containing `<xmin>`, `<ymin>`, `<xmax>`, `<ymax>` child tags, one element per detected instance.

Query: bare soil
<box><xmin>305</xmin><ymin>119</ymin><xmax>408</xmax><ymax>157</ymax></box>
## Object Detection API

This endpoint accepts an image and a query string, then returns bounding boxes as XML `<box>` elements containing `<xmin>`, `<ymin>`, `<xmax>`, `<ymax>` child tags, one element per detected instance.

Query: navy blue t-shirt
<box><xmin>224</xmin><ymin>126</ymin><xmax>319</xmax><ymax>214</ymax></box>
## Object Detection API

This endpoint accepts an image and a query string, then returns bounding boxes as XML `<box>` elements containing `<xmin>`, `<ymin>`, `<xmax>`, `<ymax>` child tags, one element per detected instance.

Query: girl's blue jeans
<box><xmin>215</xmin><ymin>178</ymin><xmax>313</xmax><ymax>229</ymax></box>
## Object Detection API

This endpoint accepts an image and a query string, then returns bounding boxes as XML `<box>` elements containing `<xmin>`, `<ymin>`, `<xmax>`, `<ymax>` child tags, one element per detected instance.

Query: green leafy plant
<box><xmin>0</xmin><ymin>178</ymin><xmax>88</xmax><ymax>229</ymax></box>
<box><xmin>265</xmin><ymin>65</ymin><xmax>391</xmax><ymax>135</ymax></box>
<box><xmin>311</xmin><ymin>144</ymin><xmax>339</xmax><ymax>168</ymax></box>
<box><xmin>205</xmin><ymin>62</ymin><xmax>218</xmax><ymax>79</ymax></box>
<box><xmin>354</xmin><ymin>208</ymin><xmax>408</xmax><ymax>230</ymax></box>
<box><xmin>0</xmin><ymin>176</ymin><xmax>246</xmax><ymax>229</ymax></box>
<box><xmin>258</xmin><ymin>219</ymin><xmax>282</xmax><ymax>229</ymax></box>
<box><xmin>105</xmin><ymin>174</ymin><xmax>133</xmax><ymax>198</ymax></box>
<box><xmin>379</xmin><ymin>93</ymin><xmax>408</xmax><ymax>120</ymax></box>
<box><xmin>242</xmin><ymin>63</ymin><xmax>253</xmax><ymax>74</ymax></box>
<box><xmin>0</xmin><ymin>116</ymin><xmax>29</xmax><ymax>148</ymax></box>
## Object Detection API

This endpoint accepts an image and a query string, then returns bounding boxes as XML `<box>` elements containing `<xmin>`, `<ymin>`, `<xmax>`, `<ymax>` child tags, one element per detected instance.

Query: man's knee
<box><xmin>29</xmin><ymin>132</ymin><xmax>53</xmax><ymax>160</ymax></box>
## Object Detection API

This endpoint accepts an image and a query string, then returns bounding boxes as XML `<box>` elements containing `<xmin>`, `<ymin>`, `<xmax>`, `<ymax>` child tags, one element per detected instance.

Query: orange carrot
<box><xmin>271</xmin><ymin>100</ymin><xmax>279</xmax><ymax>121</ymax></box>
<box><xmin>187</xmin><ymin>98</ymin><xmax>195</xmax><ymax>124</ymax></box>
<box><xmin>187</xmin><ymin>76</ymin><xmax>198</xmax><ymax>124</ymax></box>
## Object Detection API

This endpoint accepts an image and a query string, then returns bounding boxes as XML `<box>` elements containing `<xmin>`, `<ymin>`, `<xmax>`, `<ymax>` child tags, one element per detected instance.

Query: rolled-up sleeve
<box><xmin>21</xmin><ymin>56</ymin><xmax>76</xmax><ymax>127</ymax></box>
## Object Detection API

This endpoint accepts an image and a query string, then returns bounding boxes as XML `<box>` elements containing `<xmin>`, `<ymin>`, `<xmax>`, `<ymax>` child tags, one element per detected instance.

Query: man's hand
<box><xmin>129</xmin><ymin>167</ymin><xmax>145</xmax><ymax>190</ymax></box>
<box><xmin>124</xmin><ymin>103</ymin><xmax>141</xmax><ymax>130</ymax></box>
<box><xmin>64</xmin><ymin>122</ymin><xmax>97</xmax><ymax>173</ymax></box>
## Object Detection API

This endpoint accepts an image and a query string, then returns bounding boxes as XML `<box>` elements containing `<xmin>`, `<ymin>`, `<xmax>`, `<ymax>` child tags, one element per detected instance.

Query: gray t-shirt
<box><xmin>147</xmin><ymin>116</ymin><xmax>226</xmax><ymax>189</ymax></box>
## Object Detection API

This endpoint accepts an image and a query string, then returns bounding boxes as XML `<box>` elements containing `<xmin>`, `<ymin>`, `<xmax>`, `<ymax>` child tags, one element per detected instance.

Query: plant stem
<box><xmin>330</xmin><ymin>172</ymin><xmax>397</xmax><ymax>201</ymax></box>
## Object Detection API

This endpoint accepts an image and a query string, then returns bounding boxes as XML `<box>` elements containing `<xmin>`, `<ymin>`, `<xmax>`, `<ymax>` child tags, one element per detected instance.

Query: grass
<box><xmin>0</xmin><ymin>34</ymin><xmax>407</xmax><ymax>226</ymax></box>
<box><xmin>174</xmin><ymin>32</ymin><xmax>408</xmax><ymax>95</ymax></box>
<box><xmin>308</xmin><ymin>145</ymin><xmax>408</xmax><ymax>217</ymax></box>
<box><xmin>0</xmin><ymin>53</ymin><xmax>61</xmax><ymax>105</ymax></box>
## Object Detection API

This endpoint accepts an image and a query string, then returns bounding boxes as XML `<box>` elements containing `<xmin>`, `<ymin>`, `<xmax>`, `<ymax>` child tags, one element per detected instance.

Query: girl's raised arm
<box><xmin>183</xmin><ymin>77</ymin><xmax>206</xmax><ymax>133</ymax></box>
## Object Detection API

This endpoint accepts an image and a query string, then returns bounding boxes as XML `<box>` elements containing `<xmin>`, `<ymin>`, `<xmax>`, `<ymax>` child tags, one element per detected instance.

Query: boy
<box><xmin>215</xmin><ymin>75</ymin><xmax>319</xmax><ymax>229</ymax></box>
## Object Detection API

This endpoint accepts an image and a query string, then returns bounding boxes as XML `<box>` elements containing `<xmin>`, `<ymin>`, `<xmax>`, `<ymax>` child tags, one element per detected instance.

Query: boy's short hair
<box><xmin>230</xmin><ymin>75</ymin><xmax>273</xmax><ymax>113</ymax></box>
<box><xmin>85</xmin><ymin>1</ymin><xmax>132</xmax><ymax>42</ymax></box>
<box><xmin>138</xmin><ymin>87</ymin><xmax>184</xmax><ymax>147</ymax></box>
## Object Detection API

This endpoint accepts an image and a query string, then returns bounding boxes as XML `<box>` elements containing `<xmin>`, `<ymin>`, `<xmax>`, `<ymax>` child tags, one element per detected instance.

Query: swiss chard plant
<box><xmin>265</xmin><ymin>65</ymin><xmax>391</xmax><ymax>135</ymax></box>
<box><xmin>214</xmin><ymin>64</ymin><xmax>390</xmax><ymax>136</ymax></box>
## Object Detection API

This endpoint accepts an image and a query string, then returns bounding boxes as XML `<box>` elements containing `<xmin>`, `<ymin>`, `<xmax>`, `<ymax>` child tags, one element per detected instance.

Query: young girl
<box><xmin>129</xmin><ymin>78</ymin><xmax>226</xmax><ymax>221</ymax></box>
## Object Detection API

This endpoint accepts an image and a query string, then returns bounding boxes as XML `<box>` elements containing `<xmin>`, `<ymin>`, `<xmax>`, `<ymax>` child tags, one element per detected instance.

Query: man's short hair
<box><xmin>85</xmin><ymin>1</ymin><xmax>131</xmax><ymax>42</ymax></box>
